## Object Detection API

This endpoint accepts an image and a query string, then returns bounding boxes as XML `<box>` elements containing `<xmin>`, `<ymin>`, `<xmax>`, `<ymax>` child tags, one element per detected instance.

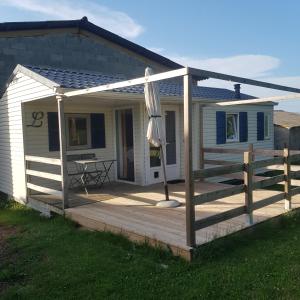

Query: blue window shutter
<box><xmin>91</xmin><ymin>113</ymin><xmax>106</xmax><ymax>148</ymax></box>
<box><xmin>216</xmin><ymin>111</ymin><xmax>226</xmax><ymax>144</ymax></box>
<box><xmin>239</xmin><ymin>112</ymin><xmax>248</xmax><ymax>142</ymax></box>
<box><xmin>257</xmin><ymin>112</ymin><xmax>264</xmax><ymax>141</ymax></box>
<box><xmin>47</xmin><ymin>112</ymin><xmax>59</xmax><ymax>151</ymax></box>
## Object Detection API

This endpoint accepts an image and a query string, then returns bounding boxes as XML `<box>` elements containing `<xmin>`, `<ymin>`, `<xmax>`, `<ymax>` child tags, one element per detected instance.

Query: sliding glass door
<box><xmin>115</xmin><ymin>109</ymin><xmax>135</xmax><ymax>182</ymax></box>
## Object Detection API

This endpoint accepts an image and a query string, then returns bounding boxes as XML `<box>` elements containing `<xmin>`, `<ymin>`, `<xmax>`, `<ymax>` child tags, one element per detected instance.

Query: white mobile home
<box><xmin>0</xmin><ymin>64</ymin><xmax>275</xmax><ymax>203</ymax></box>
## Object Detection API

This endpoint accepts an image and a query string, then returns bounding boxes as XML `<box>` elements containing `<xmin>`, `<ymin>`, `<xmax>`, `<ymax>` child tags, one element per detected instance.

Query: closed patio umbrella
<box><xmin>144</xmin><ymin>67</ymin><xmax>180</xmax><ymax>208</ymax></box>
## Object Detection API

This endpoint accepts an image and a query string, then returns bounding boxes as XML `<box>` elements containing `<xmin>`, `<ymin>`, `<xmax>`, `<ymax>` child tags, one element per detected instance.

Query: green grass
<box><xmin>2</xmin><ymin>204</ymin><xmax>300</xmax><ymax>299</ymax></box>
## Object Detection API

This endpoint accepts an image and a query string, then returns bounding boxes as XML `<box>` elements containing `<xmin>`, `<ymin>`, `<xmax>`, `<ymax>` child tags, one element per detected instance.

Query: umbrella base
<box><xmin>156</xmin><ymin>200</ymin><xmax>181</xmax><ymax>208</ymax></box>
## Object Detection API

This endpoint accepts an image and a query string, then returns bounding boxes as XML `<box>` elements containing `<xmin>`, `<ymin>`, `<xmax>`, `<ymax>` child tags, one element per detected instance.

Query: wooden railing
<box><xmin>191</xmin><ymin>147</ymin><xmax>300</xmax><ymax>236</ymax></box>
<box><xmin>25</xmin><ymin>155</ymin><xmax>63</xmax><ymax>199</ymax></box>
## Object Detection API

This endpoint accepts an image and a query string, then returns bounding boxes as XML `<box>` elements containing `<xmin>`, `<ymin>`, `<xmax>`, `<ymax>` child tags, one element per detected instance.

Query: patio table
<box><xmin>74</xmin><ymin>158</ymin><xmax>116</xmax><ymax>194</ymax></box>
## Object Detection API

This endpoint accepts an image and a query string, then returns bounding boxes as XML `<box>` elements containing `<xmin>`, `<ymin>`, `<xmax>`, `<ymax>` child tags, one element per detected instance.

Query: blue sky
<box><xmin>1</xmin><ymin>0</ymin><xmax>300</xmax><ymax>111</ymax></box>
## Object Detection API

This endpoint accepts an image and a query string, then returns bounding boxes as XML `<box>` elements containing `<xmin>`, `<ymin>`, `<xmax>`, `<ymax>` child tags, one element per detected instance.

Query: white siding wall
<box><xmin>202</xmin><ymin>104</ymin><xmax>274</xmax><ymax>163</ymax></box>
<box><xmin>178</xmin><ymin>103</ymin><xmax>274</xmax><ymax>179</ymax></box>
<box><xmin>0</xmin><ymin>73</ymin><xmax>55</xmax><ymax>203</ymax></box>
<box><xmin>23</xmin><ymin>100</ymin><xmax>143</xmax><ymax>189</ymax></box>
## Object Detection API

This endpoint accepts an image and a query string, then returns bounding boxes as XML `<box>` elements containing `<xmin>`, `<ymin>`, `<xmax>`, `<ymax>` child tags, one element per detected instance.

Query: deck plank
<box><xmin>30</xmin><ymin>181</ymin><xmax>300</xmax><ymax>259</ymax></box>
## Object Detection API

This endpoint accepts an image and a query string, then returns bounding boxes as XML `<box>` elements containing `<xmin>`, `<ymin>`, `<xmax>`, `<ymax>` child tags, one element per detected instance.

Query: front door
<box><xmin>164</xmin><ymin>107</ymin><xmax>180</xmax><ymax>180</ymax></box>
<box><xmin>116</xmin><ymin>109</ymin><xmax>135</xmax><ymax>182</ymax></box>
<box><xmin>148</xmin><ymin>105</ymin><xmax>180</xmax><ymax>183</ymax></box>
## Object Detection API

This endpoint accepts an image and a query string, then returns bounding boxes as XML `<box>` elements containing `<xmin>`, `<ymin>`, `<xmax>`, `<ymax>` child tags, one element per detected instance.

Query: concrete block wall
<box><xmin>0</xmin><ymin>32</ymin><xmax>170</xmax><ymax>93</ymax></box>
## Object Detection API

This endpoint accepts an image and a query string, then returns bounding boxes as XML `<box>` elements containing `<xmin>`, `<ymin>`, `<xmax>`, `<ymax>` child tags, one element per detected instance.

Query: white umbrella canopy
<box><xmin>144</xmin><ymin>67</ymin><xmax>165</xmax><ymax>147</ymax></box>
<box><xmin>144</xmin><ymin>67</ymin><xmax>180</xmax><ymax>208</ymax></box>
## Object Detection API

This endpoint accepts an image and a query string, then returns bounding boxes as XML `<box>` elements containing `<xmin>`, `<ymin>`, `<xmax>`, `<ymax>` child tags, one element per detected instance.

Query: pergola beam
<box><xmin>64</xmin><ymin>68</ymin><xmax>188</xmax><ymax>98</ymax></box>
<box><xmin>189</xmin><ymin>67</ymin><xmax>300</xmax><ymax>93</ymax></box>
<box><xmin>63</xmin><ymin>67</ymin><xmax>300</xmax><ymax>99</ymax></box>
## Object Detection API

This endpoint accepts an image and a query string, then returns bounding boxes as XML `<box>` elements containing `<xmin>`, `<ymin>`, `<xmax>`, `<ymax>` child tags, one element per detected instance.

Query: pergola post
<box><xmin>184</xmin><ymin>70</ymin><xmax>195</xmax><ymax>248</ymax></box>
<box><xmin>199</xmin><ymin>104</ymin><xmax>204</xmax><ymax>171</ymax></box>
<box><xmin>56</xmin><ymin>94</ymin><xmax>69</xmax><ymax>209</ymax></box>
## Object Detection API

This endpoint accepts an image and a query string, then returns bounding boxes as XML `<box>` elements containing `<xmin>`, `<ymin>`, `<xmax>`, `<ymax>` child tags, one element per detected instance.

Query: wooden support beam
<box><xmin>290</xmin><ymin>153</ymin><xmax>300</xmax><ymax>163</ymax></box>
<box><xmin>189</xmin><ymin>67</ymin><xmax>300</xmax><ymax>93</ymax></box>
<box><xmin>291</xmin><ymin>186</ymin><xmax>300</xmax><ymax>197</ymax></box>
<box><xmin>252</xmin><ymin>193</ymin><xmax>285</xmax><ymax>211</ymax></box>
<box><xmin>184</xmin><ymin>72</ymin><xmax>195</xmax><ymax>248</ymax></box>
<box><xmin>291</xmin><ymin>169</ymin><xmax>300</xmax><ymax>179</ymax></box>
<box><xmin>27</xmin><ymin>183</ymin><xmax>63</xmax><ymax>198</ymax></box>
<box><xmin>199</xmin><ymin>105</ymin><xmax>204</xmax><ymax>171</ymax></box>
<box><xmin>204</xmin><ymin>159</ymin><xmax>238</xmax><ymax>166</ymax></box>
<box><xmin>64</xmin><ymin>68</ymin><xmax>188</xmax><ymax>97</ymax></box>
<box><xmin>57</xmin><ymin>94</ymin><xmax>69</xmax><ymax>209</ymax></box>
<box><xmin>203</xmin><ymin>147</ymin><xmax>246</xmax><ymax>154</ymax></box>
<box><xmin>244</xmin><ymin>149</ymin><xmax>253</xmax><ymax>225</ymax></box>
<box><xmin>249</xmin><ymin>143</ymin><xmax>255</xmax><ymax>162</ymax></box>
<box><xmin>194</xmin><ymin>206</ymin><xmax>246</xmax><ymax>230</ymax></box>
<box><xmin>25</xmin><ymin>155</ymin><xmax>61</xmax><ymax>165</ymax></box>
<box><xmin>193</xmin><ymin>184</ymin><xmax>244</xmax><ymax>205</ymax></box>
<box><xmin>193</xmin><ymin>163</ymin><xmax>244</xmax><ymax>179</ymax></box>
<box><xmin>252</xmin><ymin>174</ymin><xmax>285</xmax><ymax>190</ymax></box>
<box><xmin>251</xmin><ymin>156</ymin><xmax>284</xmax><ymax>169</ymax></box>
<box><xmin>26</xmin><ymin>169</ymin><xmax>62</xmax><ymax>182</ymax></box>
<box><xmin>284</xmin><ymin>148</ymin><xmax>291</xmax><ymax>210</ymax></box>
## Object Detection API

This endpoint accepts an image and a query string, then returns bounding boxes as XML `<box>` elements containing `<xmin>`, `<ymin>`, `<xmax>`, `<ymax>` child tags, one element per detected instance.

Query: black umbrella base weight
<box><xmin>156</xmin><ymin>200</ymin><xmax>181</xmax><ymax>208</ymax></box>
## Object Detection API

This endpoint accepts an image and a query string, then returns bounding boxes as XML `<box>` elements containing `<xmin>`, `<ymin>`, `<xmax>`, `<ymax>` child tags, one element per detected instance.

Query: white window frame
<box><xmin>226</xmin><ymin>113</ymin><xmax>239</xmax><ymax>143</ymax></box>
<box><xmin>66</xmin><ymin>113</ymin><xmax>91</xmax><ymax>150</ymax></box>
<box><xmin>264</xmin><ymin>113</ymin><xmax>271</xmax><ymax>139</ymax></box>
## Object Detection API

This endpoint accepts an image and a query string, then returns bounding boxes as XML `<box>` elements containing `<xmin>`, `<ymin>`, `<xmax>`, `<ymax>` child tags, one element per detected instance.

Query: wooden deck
<box><xmin>29</xmin><ymin>180</ymin><xmax>300</xmax><ymax>260</ymax></box>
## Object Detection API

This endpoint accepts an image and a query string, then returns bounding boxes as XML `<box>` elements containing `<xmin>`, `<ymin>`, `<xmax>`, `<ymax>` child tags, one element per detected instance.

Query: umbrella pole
<box><xmin>160</xmin><ymin>145</ymin><xmax>169</xmax><ymax>201</ymax></box>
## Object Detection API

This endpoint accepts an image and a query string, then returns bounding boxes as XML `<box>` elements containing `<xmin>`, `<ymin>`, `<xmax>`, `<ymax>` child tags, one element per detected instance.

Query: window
<box><xmin>264</xmin><ymin>113</ymin><xmax>270</xmax><ymax>139</ymax></box>
<box><xmin>226</xmin><ymin>113</ymin><xmax>239</xmax><ymax>142</ymax></box>
<box><xmin>150</xmin><ymin>146</ymin><xmax>161</xmax><ymax>167</ymax></box>
<box><xmin>66</xmin><ymin>114</ymin><xmax>91</xmax><ymax>149</ymax></box>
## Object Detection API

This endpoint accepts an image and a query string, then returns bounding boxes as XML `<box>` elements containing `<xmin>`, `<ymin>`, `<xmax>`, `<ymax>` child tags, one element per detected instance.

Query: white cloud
<box><xmin>170</xmin><ymin>54</ymin><xmax>280</xmax><ymax>78</ymax></box>
<box><xmin>148</xmin><ymin>47</ymin><xmax>165</xmax><ymax>54</ymax></box>
<box><xmin>0</xmin><ymin>0</ymin><xmax>144</xmax><ymax>39</ymax></box>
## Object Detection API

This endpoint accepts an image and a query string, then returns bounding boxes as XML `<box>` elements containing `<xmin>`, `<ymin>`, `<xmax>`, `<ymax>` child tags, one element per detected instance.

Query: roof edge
<box><xmin>1</xmin><ymin>64</ymin><xmax>60</xmax><ymax>98</ymax></box>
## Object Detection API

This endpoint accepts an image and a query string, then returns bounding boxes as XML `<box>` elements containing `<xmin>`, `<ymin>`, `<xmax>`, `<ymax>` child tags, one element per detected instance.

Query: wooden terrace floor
<box><xmin>29</xmin><ymin>179</ymin><xmax>300</xmax><ymax>259</ymax></box>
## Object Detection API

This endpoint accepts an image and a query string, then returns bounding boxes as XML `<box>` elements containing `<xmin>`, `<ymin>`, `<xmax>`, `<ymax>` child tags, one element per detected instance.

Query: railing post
<box><xmin>284</xmin><ymin>147</ymin><xmax>291</xmax><ymax>210</ymax></box>
<box><xmin>184</xmin><ymin>69</ymin><xmax>196</xmax><ymax>248</ymax></box>
<box><xmin>249</xmin><ymin>143</ymin><xmax>254</xmax><ymax>161</ymax></box>
<box><xmin>25</xmin><ymin>160</ymin><xmax>31</xmax><ymax>199</ymax></box>
<box><xmin>244</xmin><ymin>149</ymin><xmax>253</xmax><ymax>225</ymax></box>
<box><xmin>56</xmin><ymin>94</ymin><xmax>69</xmax><ymax>209</ymax></box>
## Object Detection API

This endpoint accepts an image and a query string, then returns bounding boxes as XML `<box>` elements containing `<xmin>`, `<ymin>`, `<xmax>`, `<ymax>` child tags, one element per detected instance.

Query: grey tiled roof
<box><xmin>27</xmin><ymin>65</ymin><xmax>255</xmax><ymax>100</ymax></box>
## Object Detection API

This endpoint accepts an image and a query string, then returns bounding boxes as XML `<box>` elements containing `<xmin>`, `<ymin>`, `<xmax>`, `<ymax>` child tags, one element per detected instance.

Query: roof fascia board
<box><xmin>16</xmin><ymin>65</ymin><xmax>60</xmax><ymax>90</ymax></box>
<box><xmin>0</xmin><ymin>64</ymin><xmax>59</xmax><ymax>99</ymax></box>
<box><xmin>0</xmin><ymin>27</ymin><xmax>77</xmax><ymax>38</ymax></box>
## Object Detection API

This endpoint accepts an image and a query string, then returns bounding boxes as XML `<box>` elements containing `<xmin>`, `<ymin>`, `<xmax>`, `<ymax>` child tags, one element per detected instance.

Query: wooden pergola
<box><xmin>53</xmin><ymin>66</ymin><xmax>300</xmax><ymax>248</ymax></box>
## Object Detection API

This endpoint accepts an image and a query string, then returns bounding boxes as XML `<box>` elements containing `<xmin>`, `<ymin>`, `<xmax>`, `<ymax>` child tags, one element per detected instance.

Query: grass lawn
<box><xmin>2</xmin><ymin>201</ymin><xmax>300</xmax><ymax>299</ymax></box>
